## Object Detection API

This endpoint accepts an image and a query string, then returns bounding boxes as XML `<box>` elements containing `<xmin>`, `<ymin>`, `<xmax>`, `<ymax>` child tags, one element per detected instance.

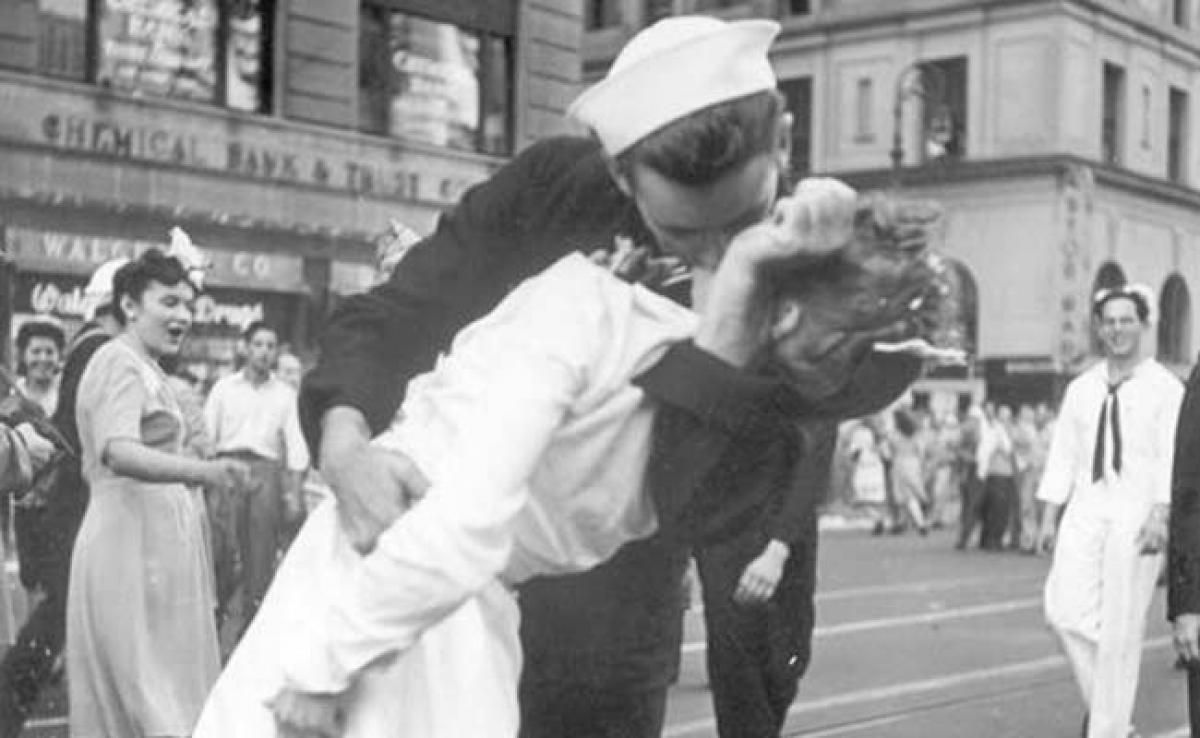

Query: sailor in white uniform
<box><xmin>1036</xmin><ymin>284</ymin><xmax>1183</xmax><ymax>738</ymax></box>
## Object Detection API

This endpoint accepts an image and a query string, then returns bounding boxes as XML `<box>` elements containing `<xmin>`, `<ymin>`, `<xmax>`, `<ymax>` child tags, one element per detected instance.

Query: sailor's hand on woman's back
<box><xmin>320</xmin><ymin>407</ymin><xmax>431</xmax><ymax>554</ymax></box>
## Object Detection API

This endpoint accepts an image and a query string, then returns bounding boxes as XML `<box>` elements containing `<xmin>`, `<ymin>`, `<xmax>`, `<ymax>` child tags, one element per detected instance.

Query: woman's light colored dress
<box><xmin>66</xmin><ymin>337</ymin><xmax>219</xmax><ymax>738</ymax></box>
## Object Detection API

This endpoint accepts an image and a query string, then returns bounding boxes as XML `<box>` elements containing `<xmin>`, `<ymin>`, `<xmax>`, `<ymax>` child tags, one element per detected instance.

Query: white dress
<box><xmin>194</xmin><ymin>254</ymin><xmax>698</xmax><ymax>737</ymax></box>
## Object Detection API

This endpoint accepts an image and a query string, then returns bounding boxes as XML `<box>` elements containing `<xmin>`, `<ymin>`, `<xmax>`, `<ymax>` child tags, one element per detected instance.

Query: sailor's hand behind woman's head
<box><xmin>722</xmin><ymin>177</ymin><xmax>858</xmax><ymax>271</ymax></box>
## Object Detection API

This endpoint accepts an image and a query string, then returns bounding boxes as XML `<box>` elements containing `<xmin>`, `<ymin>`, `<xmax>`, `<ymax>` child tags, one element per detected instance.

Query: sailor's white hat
<box><xmin>569</xmin><ymin>15</ymin><xmax>780</xmax><ymax>156</ymax></box>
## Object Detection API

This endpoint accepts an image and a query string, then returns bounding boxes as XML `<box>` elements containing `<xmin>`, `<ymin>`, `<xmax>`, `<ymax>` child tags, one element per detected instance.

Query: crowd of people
<box><xmin>838</xmin><ymin>400</ymin><xmax>1057</xmax><ymax>549</ymax></box>
<box><xmin>1</xmin><ymin>13</ymin><xmax>1199</xmax><ymax>738</ymax></box>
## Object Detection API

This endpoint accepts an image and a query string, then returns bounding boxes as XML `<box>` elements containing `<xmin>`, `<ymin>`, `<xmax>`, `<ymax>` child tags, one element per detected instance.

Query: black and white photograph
<box><xmin>0</xmin><ymin>1</ymin><xmax>1199</xmax><ymax>737</ymax></box>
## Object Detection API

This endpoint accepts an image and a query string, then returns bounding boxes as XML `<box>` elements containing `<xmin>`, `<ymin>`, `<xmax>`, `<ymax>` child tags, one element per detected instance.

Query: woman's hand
<box><xmin>204</xmin><ymin>458</ymin><xmax>250</xmax><ymax>496</ymax></box>
<box><xmin>268</xmin><ymin>688</ymin><xmax>346</xmax><ymax>738</ymax></box>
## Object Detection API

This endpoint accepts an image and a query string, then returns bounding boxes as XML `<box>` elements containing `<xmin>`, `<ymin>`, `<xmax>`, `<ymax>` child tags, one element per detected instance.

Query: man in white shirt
<box><xmin>1036</xmin><ymin>284</ymin><xmax>1183</xmax><ymax>738</ymax></box>
<box><xmin>204</xmin><ymin>321</ymin><xmax>310</xmax><ymax>629</ymax></box>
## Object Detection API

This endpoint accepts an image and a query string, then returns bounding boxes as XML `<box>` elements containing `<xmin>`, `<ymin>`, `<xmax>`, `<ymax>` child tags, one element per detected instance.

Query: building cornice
<box><xmin>830</xmin><ymin>154</ymin><xmax>1200</xmax><ymax>211</ymax></box>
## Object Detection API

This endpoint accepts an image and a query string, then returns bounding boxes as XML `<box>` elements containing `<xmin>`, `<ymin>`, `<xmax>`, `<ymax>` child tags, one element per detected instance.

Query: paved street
<box><xmin>667</xmin><ymin>527</ymin><xmax>1188</xmax><ymax>738</ymax></box>
<box><xmin>9</xmin><ymin>525</ymin><xmax>1189</xmax><ymax>737</ymax></box>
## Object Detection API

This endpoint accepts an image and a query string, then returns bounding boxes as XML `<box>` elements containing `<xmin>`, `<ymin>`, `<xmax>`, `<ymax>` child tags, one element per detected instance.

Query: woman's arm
<box><xmin>103</xmin><ymin>438</ymin><xmax>228</xmax><ymax>488</ymax></box>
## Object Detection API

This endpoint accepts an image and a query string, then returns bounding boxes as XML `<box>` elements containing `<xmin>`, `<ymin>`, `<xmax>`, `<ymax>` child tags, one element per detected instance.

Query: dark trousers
<box><xmin>955</xmin><ymin>466</ymin><xmax>983</xmax><ymax>548</ymax></box>
<box><xmin>1189</xmin><ymin>666</ymin><xmax>1200</xmax><ymax>737</ymax></box>
<box><xmin>694</xmin><ymin>527</ymin><xmax>817</xmax><ymax>738</ymax></box>
<box><xmin>0</xmin><ymin>556</ymin><xmax>67</xmax><ymax>738</ymax></box>
<box><xmin>980</xmin><ymin>474</ymin><xmax>1016</xmax><ymax>550</ymax></box>
<box><xmin>215</xmin><ymin>453</ymin><xmax>284</xmax><ymax>624</ymax></box>
<box><xmin>519</xmin><ymin>682</ymin><xmax>669</xmax><ymax>738</ymax></box>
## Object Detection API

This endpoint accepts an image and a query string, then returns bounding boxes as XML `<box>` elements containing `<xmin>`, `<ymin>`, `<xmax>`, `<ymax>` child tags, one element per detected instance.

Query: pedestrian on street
<box><xmin>203</xmin><ymin>321</ymin><xmax>309</xmax><ymax>634</ymax></box>
<box><xmin>65</xmin><ymin>250</ymin><xmax>249</xmax><ymax>738</ymax></box>
<box><xmin>977</xmin><ymin>402</ymin><xmax>1017</xmax><ymax>551</ymax></box>
<box><xmin>692</xmin><ymin>422</ymin><xmax>834</xmax><ymax>738</ymax></box>
<box><xmin>0</xmin><ymin>257</ymin><xmax>124</xmax><ymax>738</ymax></box>
<box><xmin>1168</xmin><ymin>339</ymin><xmax>1200</xmax><ymax>737</ymax></box>
<box><xmin>889</xmin><ymin>408</ymin><xmax>930</xmax><ymax>536</ymax></box>
<box><xmin>283</xmin><ymin>15</ymin><xmax>928</xmax><ymax>738</ymax></box>
<box><xmin>954</xmin><ymin>404</ymin><xmax>985</xmax><ymax>549</ymax></box>
<box><xmin>0</xmin><ymin>406</ymin><xmax>58</xmax><ymax>649</ymax></box>
<box><xmin>848</xmin><ymin>417</ymin><xmax>890</xmax><ymax>534</ymax></box>
<box><xmin>1036</xmin><ymin>283</ymin><xmax>1182</xmax><ymax>738</ymax></box>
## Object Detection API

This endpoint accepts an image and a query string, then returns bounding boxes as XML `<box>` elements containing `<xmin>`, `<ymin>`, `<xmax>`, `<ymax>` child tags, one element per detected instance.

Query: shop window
<box><xmin>1102</xmin><ymin>63</ymin><xmax>1125</xmax><ymax>165</ymax></box>
<box><xmin>1159</xmin><ymin>273</ymin><xmax>1192</xmax><ymax>365</ymax></box>
<box><xmin>779</xmin><ymin>75</ymin><xmax>812</xmax><ymax>177</ymax></box>
<box><xmin>1169</xmin><ymin>86</ymin><xmax>1189</xmax><ymax>183</ymax></box>
<box><xmin>921</xmin><ymin>56</ymin><xmax>967</xmax><ymax>162</ymax></box>
<box><xmin>6</xmin><ymin>0</ymin><xmax>274</xmax><ymax>112</ymax></box>
<box><xmin>359</xmin><ymin>5</ymin><xmax>513</xmax><ymax>156</ymax></box>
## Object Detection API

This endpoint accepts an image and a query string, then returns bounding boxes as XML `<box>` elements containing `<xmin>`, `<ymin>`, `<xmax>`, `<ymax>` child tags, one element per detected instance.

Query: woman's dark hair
<box><xmin>111</xmin><ymin>249</ymin><xmax>193</xmax><ymax>325</ymax></box>
<box><xmin>15</xmin><ymin>320</ymin><xmax>65</xmax><ymax>375</ymax></box>
<box><xmin>615</xmin><ymin>90</ymin><xmax>785</xmax><ymax>187</ymax></box>
<box><xmin>16</xmin><ymin>320</ymin><xmax>65</xmax><ymax>355</ymax></box>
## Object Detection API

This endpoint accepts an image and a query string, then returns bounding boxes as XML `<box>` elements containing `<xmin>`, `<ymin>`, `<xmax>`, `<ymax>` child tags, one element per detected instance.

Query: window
<box><xmin>779</xmin><ymin>76</ymin><xmax>812</xmax><ymax>177</ymax></box>
<box><xmin>854</xmin><ymin>77</ymin><xmax>872</xmax><ymax>141</ymax></box>
<box><xmin>1174</xmin><ymin>0</ymin><xmax>1190</xmax><ymax>27</ymax></box>
<box><xmin>1</xmin><ymin>0</ymin><xmax>275</xmax><ymax>112</ymax></box>
<box><xmin>359</xmin><ymin>6</ymin><xmax>513</xmax><ymax>156</ymax></box>
<box><xmin>1102</xmin><ymin>63</ymin><xmax>1125</xmax><ymax>165</ymax></box>
<box><xmin>585</xmin><ymin>0</ymin><xmax>621</xmax><ymax>30</ymax></box>
<box><xmin>1159</xmin><ymin>273</ymin><xmax>1192</xmax><ymax>364</ymax></box>
<box><xmin>788</xmin><ymin>0</ymin><xmax>812</xmax><ymax>13</ymax></box>
<box><xmin>1142</xmin><ymin>84</ymin><xmax>1152</xmax><ymax>150</ymax></box>
<box><xmin>921</xmin><ymin>56</ymin><xmax>967</xmax><ymax>162</ymax></box>
<box><xmin>36</xmin><ymin>0</ymin><xmax>88</xmax><ymax>80</ymax></box>
<box><xmin>1169</xmin><ymin>86</ymin><xmax>1189</xmax><ymax>183</ymax></box>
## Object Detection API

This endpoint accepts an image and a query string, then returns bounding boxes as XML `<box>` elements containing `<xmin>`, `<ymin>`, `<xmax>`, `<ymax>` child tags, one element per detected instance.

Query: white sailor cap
<box><xmin>569</xmin><ymin>15</ymin><xmax>780</xmax><ymax>156</ymax></box>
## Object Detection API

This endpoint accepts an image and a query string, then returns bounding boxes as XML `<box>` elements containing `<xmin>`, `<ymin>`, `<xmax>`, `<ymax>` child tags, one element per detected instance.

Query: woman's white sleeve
<box><xmin>281</xmin><ymin>265</ymin><xmax>604</xmax><ymax>694</ymax></box>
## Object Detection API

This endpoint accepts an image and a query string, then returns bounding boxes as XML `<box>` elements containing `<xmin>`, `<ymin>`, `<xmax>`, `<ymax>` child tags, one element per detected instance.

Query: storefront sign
<box><xmin>17</xmin><ymin>274</ymin><xmax>274</xmax><ymax>330</ymax></box>
<box><xmin>6</xmin><ymin>226</ymin><xmax>306</xmax><ymax>293</ymax></box>
<box><xmin>329</xmin><ymin>260</ymin><xmax>379</xmax><ymax>296</ymax></box>
<box><xmin>34</xmin><ymin>110</ymin><xmax>479</xmax><ymax>203</ymax></box>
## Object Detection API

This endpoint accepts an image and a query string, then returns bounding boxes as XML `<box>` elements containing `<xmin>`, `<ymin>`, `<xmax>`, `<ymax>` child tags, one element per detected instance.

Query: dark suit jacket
<box><xmin>1171</xmin><ymin>358</ymin><xmax>1200</xmax><ymax>619</ymax></box>
<box><xmin>299</xmin><ymin>135</ymin><xmax>919</xmax><ymax>689</ymax></box>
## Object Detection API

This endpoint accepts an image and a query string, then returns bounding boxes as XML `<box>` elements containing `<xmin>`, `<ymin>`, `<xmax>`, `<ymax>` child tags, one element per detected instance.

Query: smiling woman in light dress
<box><xmin>66</xmin><ymin>250</ymin><xmax>248</xmax><ymax>738</ymax></box>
